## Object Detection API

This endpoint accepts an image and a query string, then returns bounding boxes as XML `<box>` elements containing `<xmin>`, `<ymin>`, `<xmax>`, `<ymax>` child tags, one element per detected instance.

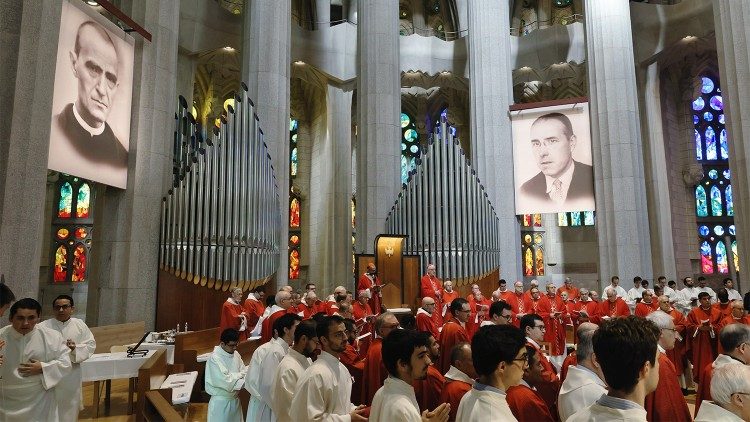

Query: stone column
<box><xmin>467</xmin><ymin>0</ymin><xmax>521</xmax><ymax>280</ymax></box>
<box><xmin>355</xmin><ymin>0</ymin><xmax>400</xmax><ymax>254</ymax></box>
<box><xmin>714</xmin><ymin>1</ymin><xmax>750</xmax><ymax>291</ymax></box>
<box><xmin>91</xmin><ymin>0</ymin><xmax>179</xmax><ymax>328</ymax></box>
<box><xmin>242</xmin><ymin>0</ymin><xmax>291</xmax><ymax>287</ymax></box>
<box><xmin>0</xmin><ymin>0</ymin><xmax>61</xmax><ymax>300</ymax></box>
<box><xmin>584</xmin><ymin>0</ymin><xmax>653</xmax><ymax>282</ymax></box>
<box><xmin>316</xmin><ymin>0</ymin><xmax>330</xmax><ymax>29</ymax></box>
<box><xmin>309</xmin><ymin>85</ymin><xmax>353</xmax><ymax>293</ymax></box>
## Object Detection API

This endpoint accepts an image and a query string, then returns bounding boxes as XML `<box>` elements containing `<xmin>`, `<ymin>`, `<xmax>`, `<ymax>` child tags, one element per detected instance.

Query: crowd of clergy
<box><xmin>2</xmin><ymin>264</ymin><xmax>750</xmax><ymax>421</ymax></box>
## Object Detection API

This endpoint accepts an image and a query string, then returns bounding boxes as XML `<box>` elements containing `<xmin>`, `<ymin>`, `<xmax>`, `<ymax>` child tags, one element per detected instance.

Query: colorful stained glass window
<box><xmin>74</xmin><ymin>227</ymin><xmax>87</xmax><ymax>239</ymax></box>
<box><xmin>351</xmin><ymin>197</ymin><xmax>356</xmax><ymax>229</ymax></box>
<box><xmin>54</xmin><ymin>245</ymin><xmax>68</xmax><ymax>282</ymax></box>
<box><xmin>726</xmin><ymin>185</ymin><xmax>734</xmax><ymax>216</ymax></box>
<box><xmin>523</xmin><ymin>248</ymin><xmax>533</xmax><ymax>276</ymax></box>
<box><xmin>584</xmin><ymin>211</ymin><xmax>595</xmax><ymax>225</ymax></box>
<box><xmin>290</xmin><ymin>148</ymin><xmax>298</xmax><ymax>176</ymax></box>
<box><xmin>558</xmin><ymin>213</ymin><xmax>568</xmax><ymax>226</ymax></box>
<box><xmin>401</xmin><ymin>112</ymin><xmax>420</xmax><ymax>184</ymax></box>
<box><xmin>700</xmin><ymin>241</ymin><xmax>713</xmax><ymax>273</ymax></box>
<box><xmin>695</xmin><ymin>185</ymin><xmax>708</xmax><ymax>217</ymax></box>
<box><xmin>535</xmin><ymin>248</ymin><xmax>545</xmax><ymax>275</ymax></box>
<box><xmin>695</xmin><ymin>130</ymin><xmax>703</xmax><ymax>160</ymax></box>
<box><xmin>705</xmin><ymin>126</ymin><xmax>717</xmax><ymax>160</ymax></box>
<box><xmin>701</xmin><ymin>77</ymin><xmax>714</xmax><ymax>94</ymax></box>
<box><xmin>570</xmin><ymin>212</ymin><xmax>581</xmax><ymax>226</ymax></box>
<box><xmin>290</xmin><ymin>196</ymin><xmax>300</xmax><ymax>228</ymax></box>
<box><xmin>521</xmin><ymin>232</ymin><xmax>544</xmax><ymax>276</ymax></box>
<box><xmin>558</xmin><ymin>211</ymin><xmax>595</xmax><ymax>226</ymax></box>
<box><xmin>76</xmin><ymin>183</ymin><xmax>90</xmax><ymax>218</ymax></box>
<box><xmin>716</xmin><ymin>242</ymin><xmax>729</xmax><ymax>274</ymax></box>
<box><xmin>58</xmin><ymin>182</ymin><xmax>73</xmax><ymax>218</ymax></box>
<box><xmin>56</xmin><ymin>228</ymin><xmax>69</xmax><ymax>239</ymax></box>
<box><xmin>720</xmin><ymin>129</ymin><xmax>728</xmax><ymax>160</ymax></box>
<box><xmin>522</xmin><ymin>215</ymin><xmax>532</xmax><ymax>227</ymax></box>
<box><xmin>72</xmin><ymin>244</ymin><xmax>87</xmax><ymax>282</ymax></box>
<box><xmin>732</xmin><ymin>240</ymin><xmax>739</xmax><ymax>272</ymax></box>
<box><xmin>710</xmin><ymin>186</ymin><xmax>722</xmax><ymax>216</ymax></box>
<box><xmin>289</xmin><ymin>118</ymin><xmax>298</xmax><ymax>179</ymax></box>
<box><xmin>533</xmin><ymin>214</ymin><xmax>542</xmax><ymax>227</ymax></box>
<box><xmin>289</xmin><ymin>249</ymin><xmax>300</xmax><ymax>279</ymax></box>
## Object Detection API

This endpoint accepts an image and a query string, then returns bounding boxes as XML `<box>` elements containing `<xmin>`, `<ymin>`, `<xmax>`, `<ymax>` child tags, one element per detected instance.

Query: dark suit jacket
<box><xmin>56</xmin><ymin>103</ymin><xmax>127</xmax><ymax>168</ymax></box>
<box><xmin>519</xmin><ymin>160</ymin><xmax>594</xmax><ymax>204</ymax></box>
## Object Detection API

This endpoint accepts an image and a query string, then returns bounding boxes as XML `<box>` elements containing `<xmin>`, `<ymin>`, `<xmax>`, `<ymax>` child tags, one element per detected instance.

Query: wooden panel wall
<box><xmin>155</xmin><ymin>270</ymin><xmax>230</xmax><ymax>332</ymax></box>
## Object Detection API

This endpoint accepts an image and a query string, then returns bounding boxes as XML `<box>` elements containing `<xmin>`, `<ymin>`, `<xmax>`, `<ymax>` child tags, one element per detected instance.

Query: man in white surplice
<box><xmin>370</xmin><ymin>329</ymin><xmax>451</xmax><ymax>422</ymax></box>
<box><xmin>205</xmin><ymin>328</ymin><xmax>248</xmax><ymax>422</ymax></box>
<box><xmin>245</xmin><ymin>312</ymin><xmax>301</xmax><ymax>422</ymax></box>
<box><xmin>0</xmin><ymin>298</ymin><xmax>72</xmax><ymax>422</ymax></box>
<box><xmin>558</xmin><ymin>323</ymin><xmax>607</xmax><ymax>421</ymax></box>
<box><xmin>290</xmin><ymin>315</ymin><xmax>368</xmax><ymax>421</ymax></box>
<box><xmin>270</xmin><ymin>319</ymin><xmax>319</xmax><ymax>422</ymax></box>
<box><xmin>38</xmin><ymin>295</ymin><xmax>96</xmax><ymax>422</ymax></box>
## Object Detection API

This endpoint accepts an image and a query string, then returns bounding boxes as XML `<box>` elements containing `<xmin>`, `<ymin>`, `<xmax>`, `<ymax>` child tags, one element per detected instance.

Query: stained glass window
<box><xmin>289</xmin><ymin>248</ymin><xmax>300</xmax><ymax>279</ymax></box>
<box><xmin>54</xmin><ymin>245</ymin><xmax>68</xmax><ymax>282</ymax></box>
<box><xmin>557</xmin><ymin>211</ymin><xmax>595</xmax><ymax>226</ymax></box>
<box><xmin>521</xmin><ymin>230</ymin><xmax>544</xmax><ymax>276</ymax></box>
<box><xmin>76</xmin><ymin>183</ymin><xmax>90</xmax><ymax>218</ymax></box>
<box><xmin>290</xmin><ymin>118</ymin><xmax>299</xmax><ymax>178</ymax></box>
<box><xmin>289</xmin><ymin>118</ymin><xmax>302</xmax><ymax>279</ymax></box>
<box><xmin>400</xmin><ymin>112</ymin><xmax>419</xmax><ymax>184</ymax></box>
<box><xmin>58</xmin><ymin>182</ymin><xmax>73</xmax><ymax>218</ymax></box>
<box><xmin>693</xmin><ymin>75</ymin><xmax>737</xmax><ymax>274</ymax></box>
<box><xmin>290</xmin><ymin>196</ymin><xmax>300</xmax><ymax>228</ymax></box>
<box><xmin>521</xmin><ymin>214</ymin><xmax>541</xmax><ymax>227</ymax></box>
<box><xmin>53</xmin><ymin>175</ymin><xmax>93</xmax><ymax>283</ymax></box>
<box><xmin>72</xmin><ymin>244</ymin><xmax>87</xmax><ymax>282</ymax></box>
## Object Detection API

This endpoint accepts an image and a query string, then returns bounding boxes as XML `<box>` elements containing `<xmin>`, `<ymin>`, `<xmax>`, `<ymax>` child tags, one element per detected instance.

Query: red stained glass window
<box><xmin>54</xmin><ymin>245</ymin><xmax>68</xmax><ymax>282</ymax></box>
<box><xmin>289</xmin><ymin>249</ymin><xmax>300</xmax><ymax>279</ymax></box>
<box><xmin>71</xmin><ymin>244</ymin><xmax>86</xmax><ymax>282</ymax></box>
<box><xmin>290</xmin><ymin>197</ymin><xmax>300</xmax><ymax>228</ymax></box>
<box><xmin>75</xmin><ymin>227</ymin><xmax>87</xmax><ymax>239</ymax></box>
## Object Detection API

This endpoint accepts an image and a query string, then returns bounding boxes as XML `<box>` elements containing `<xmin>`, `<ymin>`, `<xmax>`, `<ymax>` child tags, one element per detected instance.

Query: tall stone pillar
<box><xmin>355</xmin><ymin>0</ymin><xmax>400</xmax><ymax>254</ymax></box>
<box><xmin>584</xmin><ymin>0</ymin><xmax>653</xmax><ymax>283</ymax></box>
<box><xmin>242</xmin><ymin>0</ymin><xmax>291</xmax><ymax>287</ymax></box>
<box><xmin>467</xmin><ymin>0</ymin><xmax>521</xmax><ymax>280</ymax></box>
<box><xmin>92</xmin><ymin>0</ymin><xmax>179</xmax><ymax>328</ymax></box>
<box><xmin>714</xmin><ymin>1</ymin><xmax>750</xmax><ymax>291</ymax></box>
<box><xmin>309</xmin><ymin>85</ymin><xmax>353</xmax><ymax>292</ymax></box>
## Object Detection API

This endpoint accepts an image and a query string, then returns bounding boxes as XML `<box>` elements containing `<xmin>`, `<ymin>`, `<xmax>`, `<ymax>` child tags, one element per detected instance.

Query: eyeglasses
<box><xmin>498</xmin><ymin>314</ymin><xmax>512</xmax><ymax>320</ymax></box>
<box><xmin>534</xmin><ymin>324</ymin><xmax>546</xmax><ymax>331</ymax></box>
<box><xmin>53</xmin><ymin>304</ymin><xmax>72</xmax><ymax>310</ymax></box>
<box><xmin>512</xmin><ymin>354</ymin><xmax>529</xmax><ymax>366</ymax></box>
<box><xmin>661</xmin><ymin>328</ymin><xmax>677</xmax><ymax>333</ymax></box>
<box><xmin>457</xmin><ymin>308</ymin><xmax>471</xmax><ymax>314</ymax></box>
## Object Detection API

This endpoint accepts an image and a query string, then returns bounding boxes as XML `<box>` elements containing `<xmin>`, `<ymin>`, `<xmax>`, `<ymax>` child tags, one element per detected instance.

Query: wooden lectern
<box><xmin>355</xmin><ymin>235</ymin><xmax>420</xmax><ymax>310</ymax></box>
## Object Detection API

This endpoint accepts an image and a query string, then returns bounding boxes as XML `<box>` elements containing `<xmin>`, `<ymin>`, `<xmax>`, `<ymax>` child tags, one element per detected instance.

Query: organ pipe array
<box><xmin>385</xmin><ymin>116</ymin><xmax>501</xmax><ymax>283</ymax></box>
<box><xmin>159</xmin><ymin>84</ymin><xmax>281</xmax><ymax>291</ymax></box>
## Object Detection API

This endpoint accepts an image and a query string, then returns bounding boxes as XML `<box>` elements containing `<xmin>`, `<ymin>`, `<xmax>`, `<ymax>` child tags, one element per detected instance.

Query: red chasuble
<box><xmin>713</xmin><ymin>302</ymin><xmax>733</xmax><ymax>319</ymax></box>
<box><xmin>507</xmin><ymin>384</ymin><xmax>556</xmax><ymax>422</ymax></box>
<box><xmin>220</xmin><ymin>299</ymin><xmax>247</xmax><ymax>341</ymax></box>
<box><xmin>644</xmin><ymin>352</ymin><xmax>691</xmax><ymax>422</ymax></box>
<box><xmin>686</xmin><ymin>306</ymin><xmax>722</xmax><ymax>382</ymax></box>
<box><xmin>357</xmin><ymin>273</ymin><xmax>382</xmax><ymax>313</ymax></box>
<box><xmin>666</xmin><ymin>308</ymin><xmax>689</xmax><ymax>375</ymax></box>
<box><xmin>437</xmin><ymin>320</ymin><xmax>470</xmax><ymax>374</ymax></box>
<box><xmin>506</xmin><ymin>292</ymin><xmax>526</xmax><ymax>327</ymax></box>
<box><xmin>583</xmin><ymin>300</ymin><xmax>601</xmax><ymax>325</ymax></box>
<box><xmin>416</xmin><ymin>309</ymin><xmax>440</xmax><ymax>340</ymax></box>
<box><xmin>695</xmin><ymin>360</ymin><xmax>715</xmax><ymax>417</ymax></box>
<box><xmin>341</xmin><ymin>343</ymin><xmax>366</xmax><ymax>405</ymax></box>
<box><xmin>242</xmin><ymin>297</ymin><xmax>265</xmax><ymax>333</ymax></box>
<box><xmin>363</xmin><ymin>338</ymin><xmax>387</xmax><ymax>405</ymax></box>
<box><xmin>556</xmin><ymin>285</ymin><xmax>580</xmax><ymax>301</ymax></box>
<box><xmin>413</xmin><ymin>365</ymin><xmax>445</xmax><ymax>411</ymax></box>
<box><xmin>260</xmin><ymin>309</ymin><xmax>287</xmax><ymax>343</ymax></box>
<box><xmin>544</xmin><ymin>294</ymin><xmax>568</xmax><ymax>356</ymax></box>
<box><xmin>440</xmin><ymin>379</ymin><xmax>472</xmax><ymax>422</ymax></box>
<box><xmin>634</xmin><ymin>301</ymin><xmax>659</xmax><ymax>317</ymax></box>
<box><xmin>420</xmin><ymin>275</ymin><xmax>445</xmax><ymax>326</ymax></box>
<box><xmin>720</xmin><ymin>314</ymin><xmax>750</xmax><ymax>329</ymax></box>
<box><xmin>526</xmin><ymin>341</ymin><xmax>561</xmax><ymax>418</ymax></box>
<box><xmin>598</xmin><ymin>298</ymin><xmax>630</xmax><ymax>318</ymax></box>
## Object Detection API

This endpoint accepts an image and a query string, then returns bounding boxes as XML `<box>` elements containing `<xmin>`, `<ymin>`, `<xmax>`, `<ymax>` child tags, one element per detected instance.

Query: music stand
<box><xmin>127</xmin><ymin>332</ymin><xmax>150</xmax><ymax>358</ymax></box>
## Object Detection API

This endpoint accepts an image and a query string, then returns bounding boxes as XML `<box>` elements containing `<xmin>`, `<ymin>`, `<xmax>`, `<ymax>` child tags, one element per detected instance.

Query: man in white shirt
<box><xmin>370</xmin><ymin>329</ymin><xmax>450</xmax><ymax>422</ymax></box>
<box><xmin>483</xmin><ymin>300</ymin><xmax>513</xmax><ymax>326</ymax></box>
<box><xmin>271</xmin><ymin>320</ymin><xmax>319</xmax><ymax>422</ymax></box>
<box><xmin>245</xmin><ymin>313</ymin><xmax>301</xmax><ymax>421</ymax></box>
<box><xmin>626</xmin><ymin>277</ymin><xmax>645</xmax><ymax>311</ymax></box>
<box><xmin>290</xmin><ymin>315</ymin><xmax>368</xmax><ymax>421</ymax></box>
<box><xmin>0</xmin><ymin>298</ymin><xmax>72</xmax><ymax>422</ymax></box>
<box><xmin>656</xmin><ymin>276</ymin><xmax>678</xmax><ymax>301</ymax></box>
<box><xmin>697</xmin><ymin>276</ymin><xmax>718</xmax><ymax>302</ymax></box>
<box><xmin>456</xmin><ymin>325</ymin><xmax>527</xmax><ymax>422</ymax></box>
<box><xmin>558</xmin><ymin>325</ymin><xmax>607</xmax><ymax>421</ymax></box>
<box><xmin>695</xmin><ymin>364</ymin><xmax>750</xmax><ymax>421</ymax></box>
<box><xmin>607</xmin><ymin>276</ymin><xmax>628</xmax><ymax>299</ymax></box>
<box><xmin>38</xmin><ymin>295</ymin><xmax>96</xmax><ymax>421</ymax></box>
<box><xmin>723</xmin><ymin>278</ymin><xmax>743</xmax><ymax>302</ymax></box>
<box><xmin>205</xmin><ymin>328</ymin><xmax>248</xmax><ymax>422</ymax></box>
<box><xmin>677</xmin><ymin>276</ymin><xmax>701</xmax><ymax>313</ymax></box>
<box><xmin>567</xmin><ymin>316</ymin><xmax>660</xmax><ymax>422</ymax></box>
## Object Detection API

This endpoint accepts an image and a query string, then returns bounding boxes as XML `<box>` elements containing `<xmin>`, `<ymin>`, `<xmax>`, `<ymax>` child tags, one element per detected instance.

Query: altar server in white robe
<box><xmin>245</xmin><ymin>312</ymin><xmax>301</xmax><ymax>422</ymax></box>
<box><xmin>371</xmin><ymin>330</ymin><xmax>451</xmax><ymax>422</ymax></box>
<box><xmin>271</xmin><ymin>319</ymin><xmax>318</xmax><ymax>422</ymax></box>
<box><xmin>0</xmin><ymin>298</ymin><xmax>72</xmax><ymax>422</ymax></box>
<box><xmin>205</xmin><ymin>328</ymin><xmax>248</xmax><ymax>422</ymax></box>
<box><xmin>558</xmin><ymin>325</ymin><xmax>607</xmax><ymax>421</ymax></box>
<box><xmin>290</xmin><ymin>315</ymin><xmax>368</xmax><ymax>421</ymax></box>
<box><xmin>37</xmin><ymin>295</ymin><xmax>96</xmax><ymax>421</ymax></box>
<box><xmin>456</xmin><ymin>325</ymin><xmax>527</xmax><ymax>422</ymax></box>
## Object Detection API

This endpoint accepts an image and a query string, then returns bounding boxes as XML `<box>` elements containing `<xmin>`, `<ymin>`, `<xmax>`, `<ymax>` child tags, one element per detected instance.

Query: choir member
<box><xmin>299</xmin><ymin>291</ymin><xmax>321</xmax><ymax>319</ymax></box>
<box><xmin>221</xmin><ymin>287</ymin><xmax>248</xmax><ymax>341</ymax></box>
<box><xmin>695</xmin><ymin>323</ymin><xmax>750</xmax><ymax>416</ymax></box>
<box><xmin>469</xmin><ymin>291</ymin><xmax>491</xmax><ymax>332</ymax></box>
<box><xmin>205</xmin><ymin>328</ymin><xmax>247</xmax><ymax>422</ymax></box>
<box><xmin>290</xmin><ymin>315</ymin><xmax>368</xmax><ymax>421</ymax></box>
<box><xmin>370</xmin><ymin>329</ymin><xmax>450</xmax><ymax>422</ymax></box>
<box><xmin>243</xmin><ymin>286</ymin><xmax>266</xmax><ymax>331</ymax></box>
<box><xmin>687</xmin><ymin>292</ymin><xmax>722</xmax><ymax>382</ymax></box>
<box><xmin>416</xmin><ymin>297</ymin><xmax>440</xmax><ymax>339</ymax></box>
<box><xmin>644</xmin><ymin>311</ymin><xmax>691</xmax><ymax>421</ymax></box>
<box><xmin>334</xmin><ymin>301</ymin><xmax>353</xmax><ymax>319</ymax></box>
<box><xmin>626</xmin><ymin>276</ymin><xmax>645</xmax><ymax>311</ymax></box>
<box><xmin>260</xmin><ymin>290</ymin><xmax>293</xmax><ymax>343</ymax></box>
<box><xmin>413</xmin><ymin>332</ymin><xmax>445</xmax><ymax>412</ymax></box>
<box><xmin>437</xmin><ymin>299</ymin><xmax>471</xmax><ymax>373</ymax></box>
<box><xmin>270</xmin><ymin>320</ymin><xmax>319</xmax><ymax>422</ymax></box>
<box><xmin>589</xmin><ymin>290</ymin><xmax>600</xmax><ymax>302</ymax></box>
<box><xmin>245</xmin><ymin>313</ymin><xmax>301</xmax><ymax>421</ymax></box>
<box><xmin>634</xmin><ymin>289</ymin><xmax>659</xmax><ymax>317</ymax></box>
<box><xmin>363</xmin><ymin>312</ymin><xmax>400</xmax><ymax>404</ymax></box>
<box><xmin>455</xmin><ymin>325</ymin><xmax>527</xmax><ymax>422</ymax></box>
<box><xmin>714</xmin><ymin>288</ymin><xmax>734</xmax><ymax>318</ymax></box>
<box><xmin>506</xmin><ymin>347</ymin><xmax>556</xmax><ymax>422</ymax></box>
<box><xmin>441</xmin><ymin>281</ymin><xmax>459</xmax><ymax>315</ymax></box>
<box><xmin>697</xmin><ymin>276</ymin><xmax>718</xmax><ymax>302</ymax></box>
<box><xmin>421</xmin><ymin>263</ymin><xmax>445</xmax><ymax>327</ymax></box>
<box><xmin>484</xmin><ymin>300</ymin><xmax>513</xmax><ymax>326</ymax></box>
<box><xmin>606</xmin><ymin>276</ymin><xmax>628</xmax><ymax>299</ymax></box>
<box><xmin>493</xmin><ymin>279</ymin><xmax>513</xmax><ymax>303</ymax></box>
<box><xmin>576</xmin><ymin>288</ymin><xmax>599</xmax><ymax>324</ymax></box>
<box><xmin>358</xmin><ymin>263</ymin><xmax>383</xmax><ymax>313</ymax></box>
<box><xmin>543</xmin><ymin>283</ymin><xmax>567</xmax><ymax>356</ymax></box>
<box><xmin>721</xmin><ymin>301</ymin><xmax>750</xmax><ymax>327</ymax></box>
<box><xmin>677</xmin><ymin>276</ymin><xmax>701</xmax><ymax>314</ymax></box>
<box><xmin>558</xmin><ymin>325</ymin><xmax>607</xmax><ymax>421</ymax></box>
<box><xmin>520</xmin><ymin>313</ymin><xmax>560</xmax><ymax>418</ymax></box>
<box><xmin>440</xmin><ymin>342</ymin><xmax>476</xmax><ymax>422</ymax></box>
<box><xmin>599</xmin><ymin>286</ymin><xmax>630</xmax><ymax>319</ymax></box>
<box><xmin>523</xmin><ymin>279</ymin><xmax>540</xmax><ymax>301</ymax></box>
<box><xmin>723</xmin><ymin>278</ymin><xmax>743</xmax><ymax>302</ymax></box>
<box><xmin>657</xmin><ymin>276</ymin><xmax>678</xmax><ymax>301</ymax></box>
<box><xmin>0</xmin><ymin>298</ymin><xmax>72</xmax><ymax>421</ymax></box>
<box><xmin>506</xmin><ymin>281</ymin><xmax>527</xmax><ymax>327</ymax></box>
<box><xmin>567</xmin><ymin>316</ymin><xmax>660</xmax><ymax>421</ymax></box>
<box><xmin>657</xmin><ymin>295</ymin><xmax>690</xmax><ymax>389</ymax></box>
<box><xmin>38</xmin><ymin>295</ymin><xmax>96</xmax><ymax>421</ymax></box>
<box><xmin>557</xmin><ymin>277</ymin><xmax>579</xmax><ymax>301</ymax></box>
<box><xmin>694</xmin><ymin>364</ymin><xmax>750</xmax><ymax>421</ymax></box>
<box><xmin>352</xmin><ymin>289</ymin><xmax>375</xmax><ymax>355</ymax></box>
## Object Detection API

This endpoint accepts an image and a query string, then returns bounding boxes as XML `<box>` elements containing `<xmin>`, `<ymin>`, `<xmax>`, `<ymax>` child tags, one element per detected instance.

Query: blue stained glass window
<box><xmin>703</xmin><ymin>112</ymin><xmax>713</xmax><ymax>122</ymax></box>
<box><xmin>584</xmin><ymin>211</ymin><xmax>595</xmax><ymax>225</ymax></box>
<box><xmin>449</xmin><ymin>126</ymin><xmax>457</xmax><ymax>137</ymax></box>
<box><xmin>290</xmin><ymin>148</ymin><xmax>298</xmax><ymax>176</ymax></box>
<box><xmin>695</xmin><ymin>129</ymin><xmax>703</xmax><ymax>160</ymax></box>
<box><xmin>710</xmin><ymin>95</ymin><xmax>723</xmax><ymax>111</ymax></box>
<box><xmin>720</xmin><ymin>129</ymin><xmax>729</xmax><ymax>159</ymax></box>
<box><xmin>701</xmin><ymin>241</ymin><xmax>714</xmax><ymax>273</ymax></box>
<box><xmin>710</xmin><ymin>185</ymin><xmax>723</xmax><ymax>216</ymax></box>
<box><xmin>726</xmin><ymin>185</ymin><xmax>734</xmax><ymax>216</ymax></box>
<box><xmin>705</xmin><ymin>126</ymin><xmax>717</xmax><ymax>160</ymax></box>
<box><xmin>716</xmin><ymin>242</ymin><xmax>729</xmax><ymax>274</ymax></box>
<box><xmin>696</xmin><ymin>185</ymin><xmax>708</xmax><ymax>217</ymax></box>
<box><xmin>404</xmin><ymin>129</ymin><xmax>418</xmax><ymax>142</ymax></box>
<box><xmin>701</xmin><ymin>77</ymin><xmax>715</xmax><ymax>94</ymax></box>
<box><xmin>401</xmin><ymin>143</ymin><xmax>407</xmax><ymax>151</ymax></box>
<box><xmin>730</xmin><ymin>225</ymin><xmax>736</xmax><ymax>235</ymax></box>
<box><xmin>708</xmin><ymin>169</ymin><xmax>718</xmax><ymax>179</ymax></box>
<box><xmin>723</xmin><ymin>169</ymin><xmax>731</xmax><ymax>179</ymax></box>
<box><xmin>401</xmin><ymin>155</ymin><xmax>409</xmax><ymax>183</ymax></box>
<box><xmin>290</xmin><ymin>119</ymin><xmax>298</xmax><ymax>131</ymax></box>
<box><xmin>570</xmin><ymin>212</ymin><xmax>582</xmax><ymax>226</ymax></box>
<box><xmin>719</xmin><ymin>114</ymin><xmax>725</xmax><ymax>124</ymax></box>
<box><xmin>410</xmin><ymin>145</ymin><xmax>419</xmax><ymax>153</ymax></box>
<box><xmin>699</xmin><ymin>225</ymin><xmax>709</xmax><ymax>236</ymax></box>
<box><xmin>693</xmin><ymin>115</ymin><xmax>700</xmax><ymax>125</ymax></box>
<box><xmin>440</xmin><ymin>108</ymin><xmax>448</xmax><ymax>121</ymax></box>
<box><xmin>714</xmin><ymin>225</ymin><xmax>725</xmax><ymax>236</ymax></box>
<box><xmin>693</xmin><ymin>97</ymin><xmax>705</xmax><ymax>111</ymax></box>
<box><xmin>401</xmin><ymin>113</ymin><xmax>410</xmax><ymax>128</ymax></box>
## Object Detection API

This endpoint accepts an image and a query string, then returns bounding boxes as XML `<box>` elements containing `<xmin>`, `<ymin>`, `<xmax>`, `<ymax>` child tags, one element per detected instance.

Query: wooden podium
<box><xmin>355</xmin><ymin>234</ymin><xmax>420</xmax><ymax>310</ymax></box>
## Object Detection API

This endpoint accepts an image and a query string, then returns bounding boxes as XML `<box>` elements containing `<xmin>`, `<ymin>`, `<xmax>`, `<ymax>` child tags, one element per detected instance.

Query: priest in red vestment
<box><xmin>260</xmin><ymin>290</ymin><xmax>293</xmax><ymax>343</ymax></box>
<box><xmin>506</xmin><ymin>347</ymin><xmax>556</xmax><ymax>422</ymax></box>
<box><xmin>437</xmin><ymin>298</ymin><xmax>471</xmax><ymax>373</ymax></box>
<box><xmin>468</xmin><ymin>292</ymin><xmax>491</xmax><ymax>337</ymax></box>
<box><xmin>243</xmin><ymin>286</ymin><xmax>266</xmax><ymax>333</ymax></box>
<box><xmin>416</xmin><ymin>297</ymin><xmax>440</xmax><ymax>340</ymax></box>
<box><xmin>523</xmin><ymin>279</ymin><xmax>541</xmax><ymax>301</ymax></box>
<box><xmin>713</xmin><ymin>288</ymin><xmax>734</xmax><ymax>319</ymax></box>
<box><xmin>341</xmin><ymin>318</ymin><xmax>367</xmax><ymax>404</ymax></box>
<box><xmin>297</xmin><ymin>291</ymin><xmax>322</xmax><ymax>319</ymax></box>
<box><xmin>687</xmin><ymin>292</ymin><xmax>722</xmax><ymax>382</ymax></box>
<box><xmin>413</xmin><ymin>333</ymin><xmax>445</xmax><ymax>412</ymax></box>
<box><xmin>720</xmin><ymin>301</ymin><xmax>750</xmax><ymax>330</ymax></box>
<box><xmin>543</xmin><ymin>283</ymin><xmax>568</xmax><ymax>356</ymax></box>
<box><xmin>520</xmin><ymin>313</ymin><xmax>561</xmax><ymax>418</ymax></box>
<box><xmin>420</xmin><ymin>264</ymin><xmax>444</xmax><ymax>327</ymax></box>
<box><xmin>634</xmin><ymin>289</ymin><xmax>659</xmax><ymax>317</ymax></box>
<box><xmin>599</xmin><ymin>286</ymin><xmax>631</xmax><ymax>320</ymax></box>
<box><xmin>357</xmin><ymin>263</ymin><xmax>383</xmax><ymax>313</ymax></box>
<box><xmin>441</xmin><ymin>280</ymin><xmax>459</xmax><ymax>320</ymax></box>
<box><xmin>644</xmin><ymin>310</ymin><xmax>692</xmax><ymax>422</ymax></box>
<box><xmin>574</xmin><ymin>288</ymin><xmax>600</xmax><ymax>325</ymax></box>
<box><xmin>556</xmin><ymin>277</ymin><xmax>580</xmax><ymax>301</ymax></box>
<box><xmin>507</xmin><ymin>281</ymin><xmax>527</xmax><ymax>327</ymax></box>
<box><xmin>220</xmin><ymin>287</ymin><xmax>248</xmax><ymax>341</ymax></box>
<box><xmin>352</xmin><ymin>290</ymin><xmax>376</xmax><ymax>356</ymax></box>
<box><xmin>492</xmin><ymin>279</ymin><xmax>513</xmax><ymax>303</ymax></box>
<box><xmin>362</xmin><ymin>312</ymin><xmax>400</xmax><ymax>404</ymax></box>
<box><xmin>439</xmin><ymin>342</ymin><xmax>476</xmax><ymax>422</ymax></box>
<box><xmin>656</xmin><ymin>296</ymin><xmax>689</xmax><ymax>380</ymax></box>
